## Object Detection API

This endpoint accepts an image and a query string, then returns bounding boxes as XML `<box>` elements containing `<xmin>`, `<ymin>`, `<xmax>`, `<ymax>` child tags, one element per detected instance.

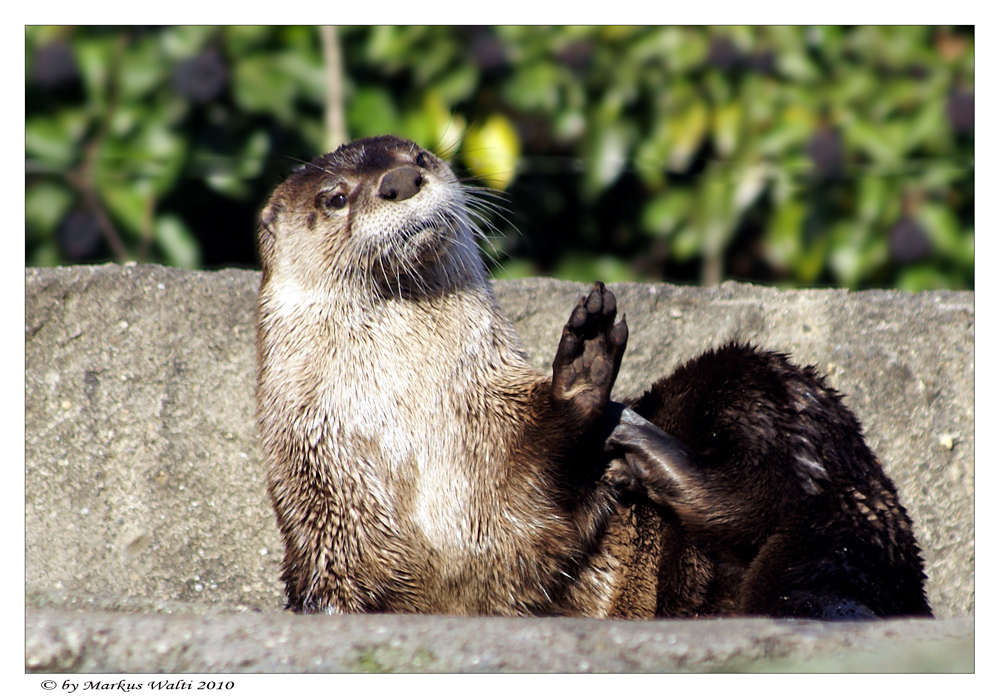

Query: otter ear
<box><xmin>257</xmin><ymin>201</ymin><xmax>284</xmax><ymax>272</ymax></box>
<box><xmin>259</xmin><ymin>201</ymin><xmax>283</xmax><ymax>243</ymax></box>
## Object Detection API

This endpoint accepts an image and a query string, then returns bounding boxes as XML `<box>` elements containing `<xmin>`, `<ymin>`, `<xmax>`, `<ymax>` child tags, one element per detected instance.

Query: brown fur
<box><xmin>256</xmin><ymin>135</ymin><xmax>673</xmax><ymax>617</ymax></box>
<box><xmin>257</xmin><ymin>135</ymin><xmax>930</xmax><ymax>620</ymax></box>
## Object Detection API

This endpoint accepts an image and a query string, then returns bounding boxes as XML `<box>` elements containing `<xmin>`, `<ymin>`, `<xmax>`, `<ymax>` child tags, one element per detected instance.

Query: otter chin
<box><xmin>255</xmin><ymin>135</ymin><xmax>931</xmax><ymax>619</ymax></box>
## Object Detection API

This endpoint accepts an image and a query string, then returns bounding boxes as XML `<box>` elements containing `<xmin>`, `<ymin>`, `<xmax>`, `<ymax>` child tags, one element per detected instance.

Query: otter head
<box><xmin>258</xmin><ymin>135</ymin><xmax>483</xmax><ymax>299</ymax></box>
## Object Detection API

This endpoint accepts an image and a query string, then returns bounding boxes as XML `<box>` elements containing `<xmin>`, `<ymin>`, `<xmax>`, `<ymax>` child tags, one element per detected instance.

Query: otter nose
<box><xmin>378</xmin><ymin>166</ymin><xmax>424</xmax><ymax>202</ymax></box>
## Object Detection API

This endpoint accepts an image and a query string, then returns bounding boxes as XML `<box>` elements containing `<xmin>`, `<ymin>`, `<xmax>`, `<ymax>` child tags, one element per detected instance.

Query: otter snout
<box><xmin>379</xmin><ymin>166</ymin><xmax>424</xmax><ymax>202</ymax></box>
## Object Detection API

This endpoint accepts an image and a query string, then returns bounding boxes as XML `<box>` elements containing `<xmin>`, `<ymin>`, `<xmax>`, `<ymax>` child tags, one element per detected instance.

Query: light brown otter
<box><xmin>256</xmin><ymin>134</ymin><xmax>930</xmax><ymax>620</ymax></box>
<box><xmin>255</xmin><ymin>135</ymin><xmax>677</xmax><ymax>617</ymax></box>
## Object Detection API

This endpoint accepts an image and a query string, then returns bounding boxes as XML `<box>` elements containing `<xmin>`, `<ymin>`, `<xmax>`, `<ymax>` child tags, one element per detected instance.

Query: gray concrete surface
<box><xmin>25</xmin><ymin>611</ymin><xmax>972</xmax><ymax>673</ymax></box>
<box><xmin>25</xmin><ymin>264</ymin><xmax>974</xmax><ymax>672</ymax></box>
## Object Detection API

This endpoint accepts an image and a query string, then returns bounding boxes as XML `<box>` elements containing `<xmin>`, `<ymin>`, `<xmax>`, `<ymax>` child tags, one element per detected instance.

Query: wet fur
<box><xmin>257</xmin><ymin>136</ymin><xmax>644</xmax><ymax>616</ymax></box>
<box><xmin>257</xmin><ymin>135</ymin><xmax>930</xmax><ymax>620</ymax></box>
<box><xmin>612</xmin><ymin>344</ymin><xmax>932</xmax><ymax>618</ymax></box>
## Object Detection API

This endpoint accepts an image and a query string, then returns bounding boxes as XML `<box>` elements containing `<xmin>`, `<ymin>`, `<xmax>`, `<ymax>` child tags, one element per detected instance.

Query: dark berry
<box><xmin>470</xmin><ymin>32</ymin><xmax>508</xmax><ymax>73</ymax></box>
<box><xmin>905</xmin><ymin>63</ymin><xmax>930</xmax><ymax>81</ymax></box>
<box><xmin>31</xmin><ymin>41</ymin><xmax>80</xmax><ymax>91</ymax></box>
<box><xmin>706</xmin><ymin>36</ymin><xmax>743</xmax><ymax>72</ymax></box>
<box><xmin>947</xmin><ymin>91</ymin><xmax>974</xmax><ymax>136</ymax></box>
<box><xmin>889</xmin><ymin>216</ymin><xmax>932</xmax><ymax>264</ymax></box>
<box><xmin>748</xmin><ymin>50</ymin><xmax>776</xmax><ymax>76</ymax></box>
<box><xmin>171</xmin><ymin>50</ymin><xmax>228</xmax><ymax>105</ymax></box>
<box><xmin>57</xmin><ymin>210</ymin><xmax>104</xmax><ymax>261</ymax></box>
<box><xmin>557</xmin><ymin>40</ymin><xmax>594</xmax><ymax>72</ymax></box>
<box><xmin>806</xmin><ymin>126</ymin><xmax>844</xmax><ymax>180</ymax></box>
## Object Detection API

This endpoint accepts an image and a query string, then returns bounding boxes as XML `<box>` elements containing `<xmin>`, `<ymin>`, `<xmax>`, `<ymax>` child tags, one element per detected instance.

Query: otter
<box><xmin>605</xmin><ymin>345</ymin><xmax>932</xmax><ymax>619</ymax></box>
<box><xmin>256</xmin><ymin>135</ymin><xmax>646</xmax><ymax>616</ymax></box>
<box><xmin>255</xmin><ymin>134</ymin><xmax>930</xmax><ymax>619</ymax></box>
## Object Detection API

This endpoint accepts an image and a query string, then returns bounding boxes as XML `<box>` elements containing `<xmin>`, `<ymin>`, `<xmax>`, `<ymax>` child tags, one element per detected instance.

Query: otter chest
<box><xmin>318</xmin><ymin>323</ymin><xmax>486</xmax><ymax>561</ymax></box>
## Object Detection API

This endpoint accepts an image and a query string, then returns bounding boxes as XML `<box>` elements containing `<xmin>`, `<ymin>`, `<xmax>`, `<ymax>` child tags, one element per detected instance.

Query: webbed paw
<box><xmin>551</xmin><ymin>282</ymin><xmax>628</xmax><ymax>425</ymax></box>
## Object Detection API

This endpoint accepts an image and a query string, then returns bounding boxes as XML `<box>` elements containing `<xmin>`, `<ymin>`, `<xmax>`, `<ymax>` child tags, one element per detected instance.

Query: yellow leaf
<box><xmin>712</xmin><ymin>102</ymin><xmax>743</xmax><ymax>158</ymax></box>
<box><xmin>668</xmin><ymin>99</ymin><xmax>709</xmax><ymax>171</ymax></box>
<box><xmin>462</xmin><ymin>114</ymin><xmax>521</xmax><ymax>190</ymax></box>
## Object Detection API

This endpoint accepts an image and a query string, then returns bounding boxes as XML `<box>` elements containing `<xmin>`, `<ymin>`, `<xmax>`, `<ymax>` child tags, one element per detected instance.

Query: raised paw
<box><xmin>551</xmin><ymin>282</ymin><xmax>628</xmax><ymax>425</ymax></box>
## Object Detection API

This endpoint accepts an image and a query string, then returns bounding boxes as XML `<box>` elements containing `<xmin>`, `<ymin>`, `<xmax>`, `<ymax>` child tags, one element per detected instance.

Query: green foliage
<box><xmin>26</xmin><ymin>26</ymin><xmax>973</xmax><ymax>290</ymax></box>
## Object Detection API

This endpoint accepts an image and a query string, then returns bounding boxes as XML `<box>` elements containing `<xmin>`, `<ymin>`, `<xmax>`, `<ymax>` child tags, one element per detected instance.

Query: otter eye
<box><xmin>327</xmin><ymin>193</ymin><xmax>348</xmax><ymax>210</ymax></box>
<box><xmin>416</xmin><ymin>151</ymin><xmax>430</xmax><ymax>169</ymax></box>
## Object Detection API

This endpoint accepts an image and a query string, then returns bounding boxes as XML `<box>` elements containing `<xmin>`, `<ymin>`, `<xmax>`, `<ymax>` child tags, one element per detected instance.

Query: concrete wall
<box><xmin>24</xmin><ymin>264</ymin><xmax>974</xmax><ymax>672</ymax></box>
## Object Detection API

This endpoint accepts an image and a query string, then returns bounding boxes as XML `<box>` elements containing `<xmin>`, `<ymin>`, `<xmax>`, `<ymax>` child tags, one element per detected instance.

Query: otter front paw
<box><xmin>552</xmin><ymin>282</ymin><xmax>628</xmax><ymax>425</ymax></box>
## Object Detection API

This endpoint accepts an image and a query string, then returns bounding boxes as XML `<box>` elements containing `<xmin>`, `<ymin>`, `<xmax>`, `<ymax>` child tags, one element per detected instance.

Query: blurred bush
<box><xmin>25</xmin><ymin>26</ymin><xmax>973</xmax><ymax>290</ymax></box>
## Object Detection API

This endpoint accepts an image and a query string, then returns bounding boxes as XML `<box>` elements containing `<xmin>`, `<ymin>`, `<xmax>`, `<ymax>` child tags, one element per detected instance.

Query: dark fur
<box><xmin>610</xmin><ymin>343</ymin><xmax>931</xmax><ymax>618</ymax></box>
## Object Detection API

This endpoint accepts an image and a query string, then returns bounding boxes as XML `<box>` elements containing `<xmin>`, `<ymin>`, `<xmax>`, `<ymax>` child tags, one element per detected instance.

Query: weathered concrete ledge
<box><xmin>26</xmin><ymin>611</ymin><xmax>972</xmax><ymax>673</ymax></box>
<box><xmin>25</xmin><ymin>264</ymin><xmax>974</xmax><ymax>672</ymax></box>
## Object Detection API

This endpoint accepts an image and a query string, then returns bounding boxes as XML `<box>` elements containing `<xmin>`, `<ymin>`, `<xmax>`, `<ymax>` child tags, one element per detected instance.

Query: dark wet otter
<box><xmin>255</xmin><ymin>134</ymin><xmax>930</xmax><ymax>619</ymax></box>
<box><xmin>606</xmin><ymin>344</ymin><xmax>932</xmax><ymax>619</ymax></box>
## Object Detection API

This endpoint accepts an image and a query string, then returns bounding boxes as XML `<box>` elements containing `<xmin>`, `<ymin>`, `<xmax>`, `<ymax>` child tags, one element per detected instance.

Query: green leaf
<box><xmin>155</xmin><ymin>215</ymin><xmax>201</xmax><ymax>269</ymax></box>
<box><xmin>159</xmin><ymin>26</ymin><xmax>216</xmax><ymax>60</ymax></box>
<box><xmin>29</xmin><ymin>241</ymin><xmax>62</xmax><ymax>268</ymax></box>
<box><xmin>433</xmin><ymin>62</ymin><xmax>478</xmax><ymax>105</ymax></box>
<box><xmin>490</xmin><ymin>258</ymin><xmax>538</xmax><ymax>280</ymax></box>
<box><xmin>276</xmin><ymin>50</ymin><xmax>326</xmax><ymax>105</ymax></box>
<box><xmin>26</xmin><ymin>181</ymin><xmax>74</xmax><ymax>239</ymax></box>
<box><xmin>232</xmin><ymin>55</ymin><xmax>297</xmax><ymax>122</ymax></box>
<box><xmin>553</xmin><ymin>108</ymin><xmax>586</xmax><ymax>143</ymax></box>
<box><xmin>916</xmin><ymin>203</ymin><xmax>963</xmax><ymax>259</ymax></box>
<box><xmin>671</xmin><ymin>223</ymin><xmax>702</xmax><ymax>261</ymax></box>
<box><xmin>667</xmin><ymin>98</ymin><xmax>709</xmax><ymax>171</ymax></box>
<box><xmin>857</xmin><ymin>175</ymin><xmax>890</xmax><ymax>224</ymax></box>
<box><xmin>99</xmin><ymin>179</ymin><xmax>151</xmax><ymax>239</ymax></box>
<box><xmin>222</xmin><ymin>26</ymin><xmax>273</xmax><ymax>54</ymax></box>
<box><xmin>583</xmin><ymin>121</ymin><xmax>630</xmax><ymax>197</ymax></box>
<box><xmin>796</xmin><ymin>232</ymin><xmax>828</xmax><ymax>284</ymax></box>
<box><xmin>756</xmin><ymin>117</ymin><xmax>811</xmax><ymax>160</ymax></box>
<box><xmin>366</xmin><ymin>25</ymin><xmax>420</xmax><ymax>66</ymax></box>
<box><xmin>75</xmin><ymin>36</ymin><xmax>116</xmax><ymax>110</ymax></box>
<box><xmin>775</xmin><ymin>46</ymin><xmax>821</xmax><ymax>82</ymax></box>
<box><xmin>412</xmin><ymin>35</ymin><xmax>460</xmax><ymax>87</ymax></box>
<box><xmin>905</xmin><ymin>99</ymin><xmax>948</xmax><ymax>153</ymax></box>
<box><xmin>732</xmin><ymin>163</ymin><xmax>769</xmax><ymax>214</ymax></box>
<box><xmin>400</xmin><ymin>92</ymin><xmax>466</xmax><ymax>153</ymax></box>
<box><xmin>659</xmin><ymin>27</ymin><xmax>707</xmax><ymax>73</ymax></box>
<box><xmin>641</xmin><ymin>191</ymin><xmax>691</xmax><ymax>239</ymax></box>
<box><xmin>847</xmin><ymin>120</ymin><xmax>902</xmax><ymax>165</ymax></box>
<box><xmin>201</xmin><ymin>130</ymin><xmax>270</xmax><ymax>198</ymax></box>
<box><xmin>765</xmin><ymin>199</ymin><xmax>806</xmax><ymax>269</ymax></box>
<box><xmin>829</xmin><ymin>222</ymin><xmax>886</xmax><ymax>288</ymax></box>
<box><xmin>399</xmin><ymin>112</ymin><xmax>437</xmax><ymax>153</ymax></box>
<box><xmin>503</xmin><ymin>62</ymin><xmax>563</xmax><ymax>113</ymax></box>
<box><xmin>240</xmin><ymin>129</ymin><xmax>271</xmax><ymax>178</ymax></box>
<box><xmin>25</xmin><ymin>113</ymin><xmax>86</xmax><ymax>165</ymax></box>
<box><xmin>135</xmin><ymin>121</ymin><xmax>186</xmax><ymax>196</ymax></box>
<box><xmin>347</xmin><ymin>87</ymin><xmax>400</xmax><ymax>139</ymax></box>
<box><xmin>832</xmin><ymin>68</ymin><xmax>878</xmax><ymax>105</ymax></box>
<box><xmin>712</xmin><ymin>101</ymin><xmax>743</xmax><ymax>158</ymax></box>
<box><xmin>897</xmin><ymin>266</ymin><xmax>953</xmax><ymax>292</ymax></box>
<box><xmin>118</xmin><ymin>36</ymin><xmax>168</xmax><ymax>99</ymax></box>
<box><xmin>553</xmin><ymin>254</ymin><xmax>636</xmax><ymax>283</ymax></box>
